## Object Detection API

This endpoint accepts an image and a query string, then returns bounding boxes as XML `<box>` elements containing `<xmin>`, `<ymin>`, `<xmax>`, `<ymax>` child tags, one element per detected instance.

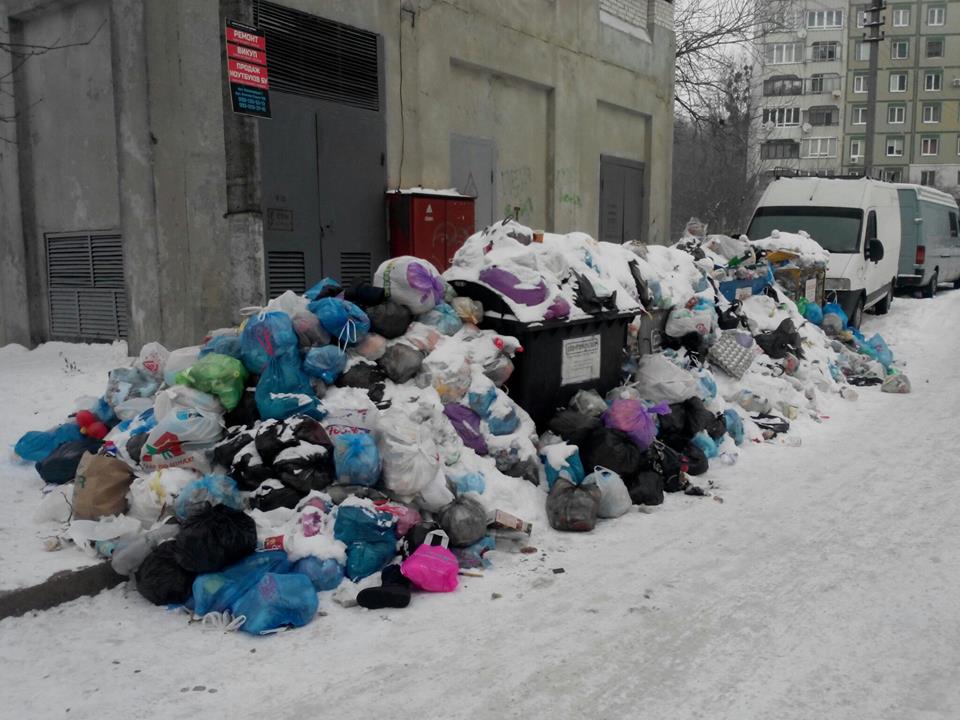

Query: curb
<box><xmin>0</xmin><ymin>562</ymin><xmax>125</xmax><ymax>620</ymax></box>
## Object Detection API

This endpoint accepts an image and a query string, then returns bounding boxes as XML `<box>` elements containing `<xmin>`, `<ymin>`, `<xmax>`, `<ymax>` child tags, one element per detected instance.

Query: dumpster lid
<box><xmin>386</xmin><ymin>186</ymin><xmax>473</xmax><ymax>199</ymax></box>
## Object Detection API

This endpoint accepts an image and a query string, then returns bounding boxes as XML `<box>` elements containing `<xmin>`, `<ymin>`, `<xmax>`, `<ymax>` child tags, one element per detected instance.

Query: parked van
<box><xmin>891</xmin><ymin>184</ymin><xmax>960</xmax><ymax>298</ymax></box>
<box><xmin>746</xmin><ymin>177</ymin><xmax>900</xmax><ymax>328</ymax></box>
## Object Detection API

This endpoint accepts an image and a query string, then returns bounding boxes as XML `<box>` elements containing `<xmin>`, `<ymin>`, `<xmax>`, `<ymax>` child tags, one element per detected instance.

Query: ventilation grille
<box><xmin>339</xmin><ymin>252</ymin><xmax>372</xmax><ymax>287</ymax></box>
<box><xmin>254</xmin><ymin>1</ymin><xmax>380</xmax><ymax>111</ymax></box>
<box><xmin>267</xmin><ymin>250</ymin><xmax>307</xmax><ymax>298</ymax></box>
<box><xmin>46</xmin><ymin>233</ymin><xmax>127</xmax><ymax>340</ymax></box>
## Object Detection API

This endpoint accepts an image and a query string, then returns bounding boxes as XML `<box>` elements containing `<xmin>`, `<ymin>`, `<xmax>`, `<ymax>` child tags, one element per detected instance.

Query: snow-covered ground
<box><xmin>2</xmin><ymin>293</ymin><xmax>959</xmax><ymax>720</ymax></box>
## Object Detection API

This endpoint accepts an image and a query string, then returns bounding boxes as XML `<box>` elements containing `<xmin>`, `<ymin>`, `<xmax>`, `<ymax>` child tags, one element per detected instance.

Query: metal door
<box><xmin>451</xmin><ymin>134</ymin><xmax>495</xmax><ymax>231</ymax></box>
<box><xmin>599</xmin><ymin>155</ymin><xmax>645</xmax><ymax>243</ymax></box>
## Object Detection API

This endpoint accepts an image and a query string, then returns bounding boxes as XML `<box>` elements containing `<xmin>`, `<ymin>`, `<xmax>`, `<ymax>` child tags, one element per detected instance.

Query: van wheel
<box><xmin>874</xmin><ymin>285</ymin><xmax>892</xmax><ymax>315</ymax></box>
<box><xmin>922</xmin><ymin>271</ymin><xmax>939</xmax><ymax>299</ymax></box>
<box><xmin>953</xmin><ymin>276</ymin><xmax>960</xmax><ymax>290</ymax></box>
<box><xmin>850</xmin><ymin>298</ymin><xmax>864</xmax><ymax>329</ymax></box>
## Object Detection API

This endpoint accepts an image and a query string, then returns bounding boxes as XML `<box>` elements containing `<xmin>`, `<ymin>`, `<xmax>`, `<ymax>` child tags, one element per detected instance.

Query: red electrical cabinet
<box><xmin>387</xmin><ymin>189</ymin><xmax>475</xmax><ymax>272</ymax></box>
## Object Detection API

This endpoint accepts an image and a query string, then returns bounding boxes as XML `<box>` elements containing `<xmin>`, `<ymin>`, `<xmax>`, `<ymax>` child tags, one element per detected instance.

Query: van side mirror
<box><xmin>867</xmin><ymin>238</ymin><xmax>884</xmax><ymax>262</ymax></box>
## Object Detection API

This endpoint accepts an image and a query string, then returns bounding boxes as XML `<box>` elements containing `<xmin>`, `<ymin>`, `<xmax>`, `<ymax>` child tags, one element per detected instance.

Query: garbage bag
<box><xmin>438</xmin><ymin>494</ymin><xmax>487</xmax><ymax>547</ymax></box>
<box><xmin>343</xmin><ymin>278</ymin><xmax>386</xmax><ymax>308</ymax></box>
<box><xmin>304</xmin><ymin>277</ymin><xmax>343</xmax><ymax>301</ymax></box>
<box><xmin>163</xmin><ymin>346</ymin><xmax>202</xmax><ymax>387</ymax></box>
<box><xmin>683</xmin><ymin>442</ymin><xmax>709</xmax><ymax>476</ymax></box>
<box><xmin>665</xmin><ymin>298</ymin><xmax>716</xmax><ymax>339</ymax></box>
<box><xmin>15</xmin><ymin>423</ymin><xmax>84</xmax><ymax>463</ymax></box>
<box><xmin>602</xmin><ymin>399</ymin><xmax>670</xmax><ymax>452</ymax></box>
<box><xmin>804</xmin><ymin>302</ymin><xmax>824</xmax><ymax>325</ymax></box>
<box><xmin>755</xmin><ymin>318</ymin><xmax>803</xmax><ymax>360</ymax></box>
<box><xmin>332</xmin><ymin>433</ymin><xmax>381</xmax><ymax>486</ymax></box>
<box><xmin>255</xmin><ymin>353</ymin><xmax>324</xmax><ymax>422</ymax></box>
<box><xmin>112</xmin><ymin>523</ymin><xmax>180</xmax><ymax>577</ymax></box>
<box><xmin>416</xmin><ymin>470</ymin><xmax>457</xmax><ymax>513</ymax></box>
<box><xmin>173</xmin><ymin>505</ymin><xmax>257</xmax><ymax>574</ymax></box>
<box><xmin>154</xmin><ymin>385</ymin><xmax>223</xmax><ymax>420</ymax></box>
<box><xmin>626</xmin><ymin>465</ymin><xmax>665</xmax><ymax>506</ymax></box>
<box><xmin>105</xmin><ymin>367</ymin><xmax>160</xmax><ymax>409</ymax></box>
<box><xmin>354</xmin><ymin>333</ymin><xmax>388</xmax><ymax>361</ymax></box>
<box><xmin>274</xmin><ymin>445</ymin><xmax>334</xmax><ymax>494</ymax></box>
<box><xmin>334</xmin><ymin>503</ymin><xmax>397</xmax><ymax>580</ymax></box>
<box><xmin>249</xmin><ymin>483</ymin><xmax>304</xmax><ymax>512</ymax></box>
<box><xmin>35</xmin><ymin>437</ymin><xmax>102</xmax><ymax>485</ymax></box>
<box><xmin>442</xmin><ymin>404</ymin><xmax>488</xmax><ymax>456</ymax></box>
<box><xmin>240</xmin><ymin>312</ymin><xmax>298</xmax><ymax>375</ymax></box>
<box><xmin>135</xmin><ymin>341</ymin><xmax>170</xmax><ymax>380</ymax></box>
<box><xmin>573</xmin><ymin>271</ymin><xmax>618</xmax><ymax>314</ymax></box>
<box><xmin>467</xmin><ymin>383</ymin><xmax>498</xmax><ymax>418</ymax></box>
<box><xmin>293</xmin><ymin>556</ymin><xmax>345</xmax><ymax>591</ymax></box>
<box><xmin>570</xmin><ymin>389</ymin><xmax>607</xmax><ymax>418</ymax></box>
<box><xmin>451</xmin><ymin>297</ymin><xmax>483</xmax><ymax>325</ymax></box>
<box><xmin>482</xmin><ymin>354</ymin><xmax>514</xmax><ymax>387</ymax></box>
<box><xmin>303</xmin><ymin>346</ymin><xmax>347</xmax><ymax>385</ymax></box>
<box><xmin>199</xmin><ymin>335</ymin><xmax>243</xmax><ymax>360</ymax></box>
<box><xmin>233</xmin><ymin>572</ymin><xmax>319</xmax><ymax>635</ymax></box>
<box><xmin>291</xmin><ymin>311</ymin><xmax>331</xmax><ymax>349</ymax></box>
<box><xmin>478</xmin><ymin>266</ymin><xmax>549</xmax><ymax>306</ymax></box>
<box><xmin>174</xmin><ymin>474</ymin><xmax>244</xmax><ymax>521</ymax></box>
<box><xmin>548</xmin><ymin>410</ymin><xmax>602</xmax><ymax>447</ymax></box>
<box><xmin>136</xmin><ymin>541</ymin><xmax>195</xmax><ymax>606</ymax></box>
<box><xmin>190</xmin><ymin>550</ymin><xmax>291</xmax><ymax>617</ymax></box>
<box><xmin>379</xmin><ymin>419</ymin><xmax>441</xmax><ymax>497</ymax></box>
<box><xmin>882</xmin><ymin>373</ymin><xmax>911</xmax><ymax>394</ymax></box>
<box><xmin>446</xmin><ymin>469</ymin><xmax>486</xmax><ymax>495</ymax></box>
<box><xmin>487</xmin><ymin>406</ymin><xmax>520</xmax><ymax>436</ymax></box>
<box><xmin>367</xmin><ymin>301</ymin><xmax>412</xmax><ymax>340</ymax></box>
<box><xmin>374</xmin><ymin>256</ymin><xmax>445</xmax><ymax>314</ymax></box>
<box><xmin>401</xmin><ymin>544</ymin><xmax>459</xmax><ymax>592</ymax></box>
<box><xmin>724</xmin><ymin>408</ymin><xmax>745</xmax><ymax>445</ymax></box>
<box><xmin>547</xmin><ymin>477</ymin><xmax>601</xmax><ymax>532</ymax></box>
<box><xmin>72</xmin><ymin>452</ymin><xmax>134</xmax><ymax>520</ymax></box>
<box><xmin>822</xmin><ymin>302</ymin><xmax>848</xmax><ymax>329</ymax></box>
<box><xmin>865</xmin><ymin>333</ymin><xmax>894</xmax><ymax>368</ymax></box>
<box><xmin>141</xmin><ymin>408</ymin><xmax>223</xmax><ymax>473</ymax></box>
<box><xmin>634</xmin><ymin>354</ymin><xmax>700</xmax><ymax>404</ymax></box>
<box><xmin>586</xmin><ymin>467</ymin><xmax>632</xmax><ymax>518</ymax></box>
<box><xmin>309</xmin><ymin>297</ymin><xmax>370</xmax><ymax>346</ymax></box>
<box><xmin>419</xmin><ymin>303</ymin><xmax>463</xmax><ymax>336</ymax></box>
<box><xmin>421</xmin><ymin>355</ymin><xmax>472</xmax><ymax>403</ymax></box>
<box><xmin>175</xmin><ymin>353</ymin><xmax>248</xmax><ymax>411</ymax></box>
<box><xmin>337</xmin><ymin>361</ymin><xmax>386</xmax><ymax>390</ymax></box>
<box><xmin>540</xmin><ymin>443</ymin><xmax>585</xmax><ymax>490</ymax></box>
<box><xmin>582</xmin><ymin>428</ymin><xmax>642</xmax><ymax>482</ymax></box>
<box><xmin>378</xmin><ymin>343</ymin><xmax>424</xmax><ymax>384</ymax></box>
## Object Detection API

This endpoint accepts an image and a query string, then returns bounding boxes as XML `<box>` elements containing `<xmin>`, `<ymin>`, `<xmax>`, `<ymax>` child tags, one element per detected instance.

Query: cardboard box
<box><xmin>489</xmin><ymin>509</ymin><xmax>532</xmax><ymax>535</ymax></box>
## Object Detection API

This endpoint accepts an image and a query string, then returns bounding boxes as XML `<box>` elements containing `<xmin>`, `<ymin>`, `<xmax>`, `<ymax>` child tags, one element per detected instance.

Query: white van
<box><xmin>890</xmin><ymin>184</ymin><xmax>960</xmax><ymax>298</ymax></box>
<box><xmin>746</xmin><ymin>177</ymin><xmax>900</xmax><ymax>328</ymax></box>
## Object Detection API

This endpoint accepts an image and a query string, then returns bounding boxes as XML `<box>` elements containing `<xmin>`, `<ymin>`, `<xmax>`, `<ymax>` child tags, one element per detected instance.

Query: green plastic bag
<box><xmin>175</xmin><ymin>353</ymin><xmax>248</xmax><ymax>411</ymax></box>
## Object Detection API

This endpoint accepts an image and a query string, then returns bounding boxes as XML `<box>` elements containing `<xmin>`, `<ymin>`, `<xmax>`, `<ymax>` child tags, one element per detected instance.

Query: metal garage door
<box><xmin>599</xmin><ymin>155</ymin><xmax>645</xmax><ymax>244</ymax></box>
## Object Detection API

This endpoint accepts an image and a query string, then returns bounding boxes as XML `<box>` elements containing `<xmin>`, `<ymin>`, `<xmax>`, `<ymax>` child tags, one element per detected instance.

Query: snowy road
<box><xmin>3</xmin><ymin>293</ymin><xmax>960</xmax><ymax>720</ymax></box>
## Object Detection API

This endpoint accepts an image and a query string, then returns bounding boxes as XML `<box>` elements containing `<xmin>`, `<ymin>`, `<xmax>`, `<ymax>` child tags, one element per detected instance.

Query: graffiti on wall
<box><xmin>500</xmin><ymin>166</ymin><xmax>533</xmax><ymax>220</ymax></box>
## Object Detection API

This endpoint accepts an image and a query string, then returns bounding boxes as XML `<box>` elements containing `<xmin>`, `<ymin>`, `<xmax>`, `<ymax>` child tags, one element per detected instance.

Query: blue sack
<box><xmin>304</xmin><ymin>277</ymin><xmax>342</xmax><ymax>301</ymax></box>
<box><xmin>302</xmin><ymin>346</ymin><xmax>347</xmax><ymax>385</ymax></box>
<box><xmin>487</xmin><ymin>407</ymin><xmax>520</xmax><ymax>436</ymax></box>
<box><xmin>723</xmin><ymin>409</ymin><xmax>745</xmax><ymax>446</ymax></box>
<box><xmin>255</xmin><ymin>352</ymin><xmax>324</xmax><ymax>421</ymax></box>
<box><xmin>865</xmin><ymin>333</ymin><xmax>894</xmax><ymax>368</ymax></box>
<box><xmin>308</xmin><ymin>298</ymin><xmax>370</xmax><ymax>346</ymax></box>
<box><xmin>14</xmin><ymin>423</ymin><xmax>84</xmax><ymax>463</ymax></box>
<box><xmin>804</xmin><ymin>302</ymin><xmax>824</xmax><ymax>325</ymax></box>
<box><xmin>190</xmin><ymin>550</ymin><xmax>291</xmax><ymax>616</ymax></box>
<box><xmin>332</xmin><ymin>433</ymin><xmax>381</xmax><ymax>486</ymax></box>
<box><xmin>540</xmin><ymin>446</ymin><xmax>586</xmax><ymax>490</ymax></box>
<box><xmin>418</xmin><ymin>303</ymin><xmax>463</xmax><ymax>336</ymax></box>
<box><xmin>467</xmin><ymin>385</ymin><xmax>498</xmax><ymax>418</ymax></box>
<box><xmin>199</xmin><ymin>335</ymin><xmax>243</xmax><ymax>360</ymax></box>
<box><xmin>448</xmin><ymin>470</ymin><xmax>486</xmax><ymax>495</ymax></box>
<box><xmin>232</xmin><ymin>572</ymin><xmax>319</xmax><ymax>635</ymax></box>
<box><xmin>293</xmin><ymin>556</ymin><xmax>345</xmax><ymax>591</ymax></box>
<box><xmin>334</xmin><ymin>503</ymin><xmax>397</xmax><ymax>580</ymax></box>
<box><xmin>175</xmin><ymin>475</ymin><xmax>245</xmax><ymax>521</ymax></box>
<box><xmin>343</xmin><ymin>540</ymin><xmax>396</xmax><ymax>581</ymax></box>
<box><xmin>822</xmin><ymin>302</ymin><xmax>848</xmax><ymax>330</ymax></box>
<box><xmin>697</xmin><ymin>371</ymin><xmax>718</xmax><ymax>400</ymax></box>
<box><xmin>240</xmin><ymin>312</ymin><xmax>299</xmax><ymax>374</ymax></box>
<box><xmin>691</xmin><ymin>430</ymin><xmax>719</xmax><ymax>459</ymax></box>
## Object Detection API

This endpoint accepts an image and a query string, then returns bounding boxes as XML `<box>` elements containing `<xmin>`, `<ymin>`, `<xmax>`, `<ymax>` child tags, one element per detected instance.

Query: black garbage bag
<box><xmin>626</xmin><ymin>469</ymin><xmax>664</xmax><ymax>506</ymax></box>
<box><xmin>628</xmin><ymin>260</ymin><xmax>654</xmax><ymax>307</ymax></box>
<box><xmin>249</xmin><ymin>482</ymin><xmax>304</xmax><ymax>512</ymax></box>
<box><xmin>136</xmin><ymin>541</ymin><xmax>195</xmax><ymax>606</ymax></box>
<box><xmin>290</xmin><ymin>416</ymin><xmax>333</xmax><ymax>449</ymax></box>
<box><xmin>401</xmin><ymin>521</ymin><xmax>442</xmax><ymax>559</ymax></box>
<box><xmin>224</xmin><ymin>386</ymin><xmax>260</xmax><ymax>428</ymax></box>
<box><xmin>573</xmin><ymin>271</ymin><xmax>617</xmax><ymax>315</ymax></box>
<box><xmin>684</xmin><ymin>397</ymin><xmax>716</xmax><ymax>436</ymax></box>
<box><xmin>173</xmin><ymin>505</ymin><xmax>257</xmax><ymax>574</ymax></box>
<box><xmin>254</xmin><ymin>422</ymin><xmax>296</xmax><ymax>465</ymax></box>
<box><xmin>716</xmin><ymin>300</ymin><xmax>745</xmax><ymax>330</ymax></box>
<box><xmin>547</xmin><ymin>478</ymin><xmax>601</xmax><ymax>532</ymax></box>
<box><xmin>230</xmin><ymin>444</ymin><xmax>275</xmax><ymax>491</ymax></box>
<box><xmin>212</xmin><ymin>427</ymin><xmax>255</xmax><ymax>471</ymax></box>
<box><xmin>274</xmin><ymin>443</ymin><xmax>334</xmax><ymax>493</ymax></box>
<box><xmin>655</xmin><ymin>443</ymin><xmax>687</xmax><ymax>492</ymax></box>
<box><xmin>438</xmin><ymin>495</ymin><xmax>487</xmax><ymax>547</ymax></box>
<box><xmin>755</xmin><ymin>318</ymin><xmax>804</xmax><ymax>360</ymax></box>
<box><xmin>582</xmin><ymin>428</ymin><xmax>642</xmax><ymax>482</ymax></box>
<box><xmin>662</xmin><ymin>331</ymin><xmax>709</xmax><ymax>359</ymax></box>
<box><xmin>548</xmin><ymin>410</ymin><xmax>602</xmax><ymax>447</ymax></box>
<box><xmin>367</xmin><ymin>301</ymin><xmax>412</xmax><ymax>339</ymax></box>
<box><xmin>659</xmin><ymin>403</ymin><xmax>687</xmax><ymax>436</ymax></box>
<box><xmin>337</xmin><ymin>362</ymin><xmax>386</xmax><ymax>390</ymax></box>
<box><xmin>493</xmin><ymin>452</ymin><xmax>541</xmax><ymax>485</ymax></box>
<box><xmin>325</xmin><ymin>484</ymin><xmax>389</xmax><ymax>505</ymax></box>
<box><xmin>378</xmin><ymin>343</ymin><xmax>424</xmax><ymax>384</ymax></box>
<box><xmin>35</xmin><ymin>437</ymin><xmax>102</xmax><ymax>485</ymax></box>
<box><xmin>705</xmin><ymin>412</ymin><xmax>727</xmax><ymax>441</ymax></box>
<box><xmin>682</xmin><ymin>442</ymin><xmax>709</xmax><ymax>476</ymax></box>
<box><xmin>126</xmin><ymin>433</ymin><xmax>148</xmax><ymax>465</ymax></box>
<box><xmin>344</xmin><ymin>279</ymin><xmax>386</xmax><ymax>308</ymax></box>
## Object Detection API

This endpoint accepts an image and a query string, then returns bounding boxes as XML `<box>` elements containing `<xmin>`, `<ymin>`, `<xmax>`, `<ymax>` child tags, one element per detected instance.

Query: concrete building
<box><xmin>843</xmin><ymin>0</ymin><xmax>960</xmax><ymax>189</ymax></box>
<box><xmin>0</xmin><ymin>0</ymin><xmax>675</xmax><ymax>351</ymax></box>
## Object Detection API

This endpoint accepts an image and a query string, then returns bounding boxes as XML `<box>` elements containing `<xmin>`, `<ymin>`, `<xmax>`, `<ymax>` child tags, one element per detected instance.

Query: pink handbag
<box><xmin>400</xmin><ymin>544</ymin><xmax>460</xmax><ymax>593</ymax></box>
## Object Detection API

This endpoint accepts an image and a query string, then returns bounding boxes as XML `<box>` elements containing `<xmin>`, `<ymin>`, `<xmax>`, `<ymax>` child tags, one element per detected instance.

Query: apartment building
<box><xmin>844</xmin><ymin>1</ymin><xmax>960</xmax><ymax>191</ymax></box>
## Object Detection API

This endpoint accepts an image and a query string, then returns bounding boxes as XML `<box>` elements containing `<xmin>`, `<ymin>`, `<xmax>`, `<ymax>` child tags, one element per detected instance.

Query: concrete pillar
<box><xmin>0</xmin><ymin>3</ymin><xmax>32</xmax><ymax>347</ymax></box>
<box><xmin>110</xmin><ymin>0</ymin><xmax>163</xmax><ymax>352</ymax></box>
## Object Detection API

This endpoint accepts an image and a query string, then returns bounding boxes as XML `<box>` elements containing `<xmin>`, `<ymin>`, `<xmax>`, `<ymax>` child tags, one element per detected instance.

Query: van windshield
<box><xmin>747</xmin><ymin>206</ymin><xmax>864</xmax><ymax>254</ymax></box>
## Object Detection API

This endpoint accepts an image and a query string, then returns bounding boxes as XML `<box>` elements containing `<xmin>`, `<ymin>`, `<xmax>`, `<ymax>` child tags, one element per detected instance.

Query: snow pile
<box><xmin>751</xmin><ymin>229</ymin><xmax>831</xmax><ymax>266</ymax></box>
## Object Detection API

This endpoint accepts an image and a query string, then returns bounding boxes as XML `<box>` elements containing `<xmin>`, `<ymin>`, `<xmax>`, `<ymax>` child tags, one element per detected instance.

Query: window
<box><xmin>762</xmin><ymin>107</ymin><xmax>801</xmax><ymax>126</ymax></box>
<box><xmin>891</xmin><ymin>40</ymin><xmax>909</xmax><ymax>59</ymax></box>
<box><xmin>850</xmin><ymin>138</ymin><xmax>864</xmax><ymax>160</ymax></box>
<box><xmin>807</xmin><ymin>9</ymin><xmax>844</xmax><ymax>28</ymax></box>
<box><xmin>923</xmin><ymin>103</ymin><xmax>941</xmax><ymax>123</ymax></box>
<box><xmin>765</xmin><ymin>42</ymin><xmax>803</xmax><ymax>64</ymax></box>
<box><xmin>922</xmin><ymin>136</ymin><xmax>940</xmax><ymax>156</ymax></box>
<box><xmin>760</xmin><ymin>141</ymin><xmax>800</xmax><ymax>160</ymax></box>
<box><xmin>763</xmin><ymin>76</ymin><xmax>803</xmax><ymax>96</ymax></box>
<box><xmin>856</xmin><ymin>5</ymin><xmax>866</xmax><ymax>27</ymax></box>
<box><xmin>950</xmin><ymin>212</ymin><xmax>958</xmax><ymax>237</ymax></box>
<box><xmin>854</xmin><ymin>74</ymin><xmax>869</xmax><ymax>93</ymax></box>
<box><xmin>890</xmin><ymin>73</ymin><xmax>908</xmax><ymax>92</ymax></box>
<box><xmin>884</xmin><ymin>169</ymin><xmax>903</xmax><ymax>182</ymax></box>
<box><xmin>802</xmin><ymin>137</ymin><xmax>838</xmax><ymax>158</ymax></box>
<box><xmin>925</xmin><ymin>72</ymin><xmax>942</xmax><ymax>91</ymax></box>
<box><xmin>927</xmin><ymin>5</ymin><xmax>945</xmax><ymax>26</ymax></box>
<box><xmin>852</xmin><ymin>105</ymin><xmax>867</xmax><ymax>125</ymax></box>
<box><xmin>764</xmin><ymin>3</ymin><xmax>799</xmax><ymax>31</ymax></box>
<box><xmin>957</xmin><ymin>137</ymin><xmax>960</xmax><ymax>156</ymax></box>
<box><xmin>886</xmin><ymin>136</ymin><xmax>904</xmax><ymax>156</ymax></box>
<box><xmin>927</xmin><ymin>38</ymin><xmax>944</xmax><ymax>58</ymax></box>
<box><xmin>888</xmin><ymin>105</ymin><xmax>906</xmax><ymax>124</ymax></box>
<box><xmin>854</xmin><ymin>41</ymin><xmax>870</xmax><ymax>61</ymax></box>
<box><xmin>811</xmin><ymin>41</ymin><xmax>840</xmax><ymax>61</ymax></box>
<box><xmin>893</xmin><ymin>7</ymin><xmax>910</xmax><ymax>26</ymax></box>
<box><xmin>921</xmin><ymin>170</ymin><xmax>937</xmax><ymax>186</ymax></box>
<box><xmin>808</xmin><ymin>107</ymin><xmax>838</xmax><ymax>126</ymax></box>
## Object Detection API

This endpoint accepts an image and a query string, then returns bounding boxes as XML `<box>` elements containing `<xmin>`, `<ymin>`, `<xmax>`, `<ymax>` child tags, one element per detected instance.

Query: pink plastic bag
<box><xmin>602</xmin><ymin>399</ymin><xmax>670</xmax><ymax>451</ymax></box>
<box><xmin>400</xmin><ymin>544</ymin><xmax>460</xmax><ymax>592</ymax></box>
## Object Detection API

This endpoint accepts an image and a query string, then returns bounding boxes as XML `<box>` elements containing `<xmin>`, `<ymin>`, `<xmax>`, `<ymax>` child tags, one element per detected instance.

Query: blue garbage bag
<box><xmin>418</xmin><ymin>303</ymin><xmax>463</xmax><ymax>336</ymax></box>
<box><xmin>302</xmin><ymin>346</ymin><xmax>347</xmax><ymax>385</ymax></box>
<box><xmin>14</xmin><ymin>423</ymin><xmax>84</xmax><ymax>462</ymax></box>
<box><xmin>304</xmin><ymin>277</ymin><xmax>342</xmax><ymax>301</ymax></box>
<box><xmin>334</xmin><ymin>503</ymin><xmax>397</xmax><ymax>581</ymax></box>
<box><xmin>697</xmin><ymin>371</ymin><xmax>718</xmax><ymax>400</ymax></box>
<box><xmin>343</xmin><ymin>540</ymin><xmax>396</xmax><ymax>581</ymax></box>
<box><xmin>541</xmin><ymin>446</ymin><xmax>586</xmax><ymax>490</ymax></box>
<box><xmin>255</xmin><ymin>352</ymin><xmax>324</xmax><ymax>421</ymax></box>
<box><xmin>293</xmin><ymin>556</ymin><xmax>345</xmax><ymax>591</ymax></box>
<box><xmin>691</xmin><ymin>430</ymin><xmax>719</xmax><ymax>459</ymax></box>
<box><xmin>175</xmin><ymin>474</ymin><xmax>245</xmax><ymax>521</ymax></box>
<box><xmin>232</xmin><ymin>572</ymin><xmax>319</xmax><ymax>635</ymax></box>
<box><xmin>308</xmin><ymin>298</ymin><xmax>370</xmax><ymax>345</ymax></box>
<box><xmin>723</xmin><ymin>409</ymin><xmax>744</xmax><ymax>446</ymax></box>
<box><xmin>332</xmin><ymin>433</ymin><xmax>381</xmax><ymax>486</ymax></box>
<box><xmin>448</xmin><ymin>470</ymin><xmax>486</xmax><ymax>495</ymax></box>
<box><xmin>822</xmin><ymin>302</ymin><xmax>848</xmax><ymax>330</ymax></box>
<box><xmin>804</xmin><ymin>302</ymin><xmax>824</xmax><ymax>325</ymax></box>
<box><xmin>467</xmin><ymin>385</ymin><xmax>498</xmax><ymax>418</ymax></box>
<box><xmin>240</xmin><ymin>312</ymin><xmax>299</xmax><ymax>374</ymax></box>
<box><xmin>190</xmin><ymin>550</ymin><xmax>291</xmax><ymax>616</ymax></box>
<box><xmin>199</xmin><ymin>335</ymin><xmax>243</xmax><ymax>360</ymax></box>
<box><xmin>487</xmin><ymin>407</ymin><xmax>520</xmax><ymax>436</ymax></box>
<box><xmin>865</xmin><ymin>333</ymin><xmax>893</xmax><ymax>368</ymax></box>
